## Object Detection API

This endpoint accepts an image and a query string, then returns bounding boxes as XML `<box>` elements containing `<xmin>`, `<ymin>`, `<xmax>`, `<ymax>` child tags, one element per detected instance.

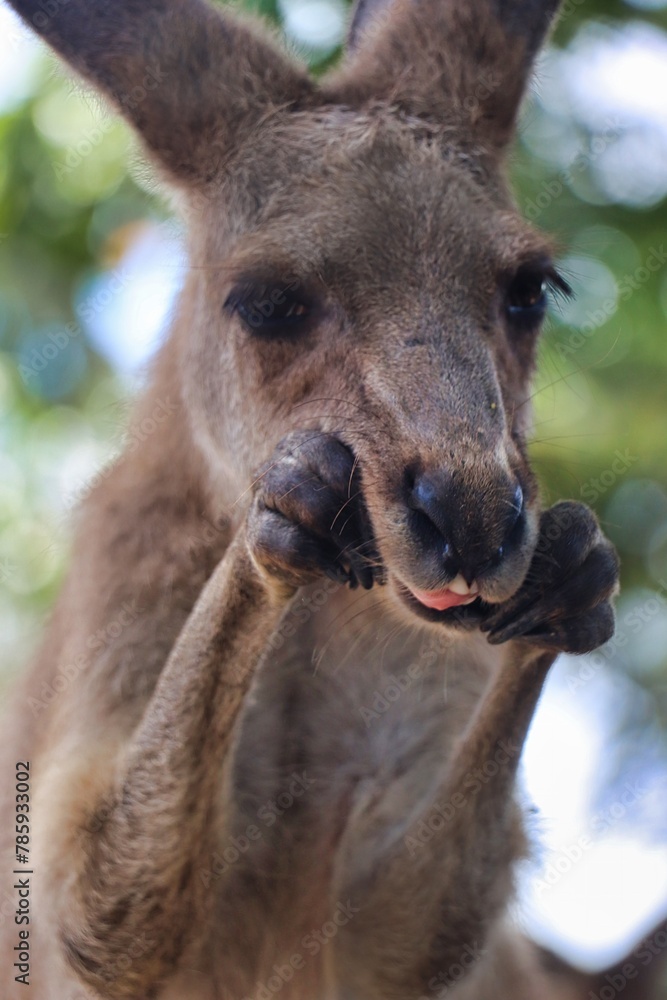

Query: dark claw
<box><xmin>484</xmin><ymin>596</ymin><xmax>546</xmax><ymax>642</ymax></box>
<box><xmin>487</xmin><ymin>622</ymin><xmax>526</xmax><ymax>645</ymax></box>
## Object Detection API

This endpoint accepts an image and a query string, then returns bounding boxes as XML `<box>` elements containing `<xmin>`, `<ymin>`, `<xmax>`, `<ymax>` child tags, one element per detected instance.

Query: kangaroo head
<box><xmin>29</xmin><ymin>0</ymin><xmax>566</xmax><ymax>627</ymax></box>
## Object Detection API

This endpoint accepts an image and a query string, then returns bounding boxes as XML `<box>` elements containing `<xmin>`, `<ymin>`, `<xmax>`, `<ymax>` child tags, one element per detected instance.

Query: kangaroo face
<box><xmin>12</xmin><ymin>0</ymin><xmax>567</xmax><ymax>629</ymax></box>
<box><xmin>183</xmin><ymin>110</ymin><xmax>565</xmax><ymax>623</ymax></box>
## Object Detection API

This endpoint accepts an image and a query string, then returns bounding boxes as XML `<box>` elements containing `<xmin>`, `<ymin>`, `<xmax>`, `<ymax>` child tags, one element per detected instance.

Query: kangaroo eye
<box><xmin>506</xmin><ymin>268</ymin><xmax>547</xmax><ymax>319</ymax></box>
<box><xmin>505</xmin><ymin>264</ymin><xmax>571</xmax><ymax>328</ymax></box>
<box><xmin>226</xmin><ymin>283</ymin><xmax>312</xmax><ymax>335</ymax></box>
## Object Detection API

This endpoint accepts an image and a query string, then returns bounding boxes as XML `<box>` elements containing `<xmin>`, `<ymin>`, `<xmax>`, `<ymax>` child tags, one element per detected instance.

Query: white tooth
<box><xmin>448</xmin><ymin>574</ymin><xmax>472</xmax><ymax>596</ymax></box>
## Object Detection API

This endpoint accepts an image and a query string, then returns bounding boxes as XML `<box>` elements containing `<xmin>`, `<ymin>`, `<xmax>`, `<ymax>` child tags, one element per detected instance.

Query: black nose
<box><xmin>407</xmin><ymin>469</ymin><xmax>525</xmax><ymax>583</ymax></box>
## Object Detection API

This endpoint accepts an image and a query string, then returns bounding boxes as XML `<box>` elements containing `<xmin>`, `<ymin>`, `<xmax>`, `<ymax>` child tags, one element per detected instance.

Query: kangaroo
<box><xmin>0</xmin><ymin>0</ymin><xmax>630</xmax><ymax>998</ymax></box>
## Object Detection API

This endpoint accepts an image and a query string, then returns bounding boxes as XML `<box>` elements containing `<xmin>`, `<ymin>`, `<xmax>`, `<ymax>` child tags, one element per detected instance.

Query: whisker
<box><xmin>292</xmin><ymin>396</ymin><xmax>394</xmax><ymax>435</ymax></box>
<box><xmin>497</xmin><ymin>497</ymin><xmax>523</xmax><ymax>514</ymax></box>
<box><xmin>230</xmin><ymin>431</ymin><xmax>333</xmax><ymax>506</ymax></box>
<box><xmin>330</xmin><ymin>490</ymin><xmax>364</xmax><ymax>533</ymax></box>
<box><xmin>277</xmin><ymin>476</ymin><xmax>318</xmax><ymax>503</ymax></box>
<box><xmin>329</xmin><ymin>599</ymin><xmax>391</xmax><ymax>635</ymax></box>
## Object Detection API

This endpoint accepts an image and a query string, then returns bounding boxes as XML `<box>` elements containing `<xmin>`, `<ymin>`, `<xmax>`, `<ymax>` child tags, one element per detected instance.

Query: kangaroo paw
<box><xmin>481</xmin><ymin>501</ymin><xmax>619</xmax><ymax>653</ymax></box>
<box><xmin>247</xmin><ymin>430</ymin><xmax>379</xmax><ymax>591</ymax></box>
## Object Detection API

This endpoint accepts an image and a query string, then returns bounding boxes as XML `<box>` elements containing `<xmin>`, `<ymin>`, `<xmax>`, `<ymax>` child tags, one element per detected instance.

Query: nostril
<box><xmin>407</xmin><ymin>470</ymin><xmax>454</xmax><ymax>543</ymax></box>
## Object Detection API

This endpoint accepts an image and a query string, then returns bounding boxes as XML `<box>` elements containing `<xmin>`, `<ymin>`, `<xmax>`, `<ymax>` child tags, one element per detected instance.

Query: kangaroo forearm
<box><xmin>129</xmin><ymin>528</ymin><xmax>291</xmax><ymax>753</ymax></box>
<box><xmin>440</xmin><ymin>646</ymin><xmax>555</xmax><ymax>832</ymax></box>
<box><xmin>59</xmin><ymin>530</ymin><xmax>292</xmax><ymax>998</ymax></box>
<box><xmin>336</xmin><ymin>647</ymin><xmax>555</xmax><ymax>994</ymax></box>
<box><xmin>411</xmin><ymin>648</ymin><xmax>555</xmax><ymax>977</ymax></box>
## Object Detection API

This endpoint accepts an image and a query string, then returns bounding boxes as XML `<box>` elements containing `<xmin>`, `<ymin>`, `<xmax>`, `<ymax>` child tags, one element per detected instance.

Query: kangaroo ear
<box><xmin>329</xmin><ymin>0</ymin><xmax>562</xmax><ymax>157</ymax></box>
<box><xmin>7</xmin><ymin>0</ymin><xmax>312</xmax><ymax>185</ymax></box>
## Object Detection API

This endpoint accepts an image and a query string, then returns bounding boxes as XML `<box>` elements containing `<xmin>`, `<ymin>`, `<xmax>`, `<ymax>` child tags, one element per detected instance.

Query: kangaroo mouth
<box><xmin>409</xmin><ymin>575</ymin><xmax>480</xmax><ymax>611</ymax></box>
<box><xmin>396</xmin><ymin>580</ymin><xmax>489</xmax><ymax>629</ymax></box>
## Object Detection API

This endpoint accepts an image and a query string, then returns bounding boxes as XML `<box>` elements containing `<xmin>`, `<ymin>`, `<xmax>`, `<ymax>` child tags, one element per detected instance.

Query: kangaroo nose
<box><xmin>407</xmin><ymin>469</ymin><xmax>525</xmax><ymax>583</ymax></box>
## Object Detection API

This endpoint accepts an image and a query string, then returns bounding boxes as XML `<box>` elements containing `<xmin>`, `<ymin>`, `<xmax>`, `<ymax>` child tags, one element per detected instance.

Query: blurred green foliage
<box><xmin>0</xmin><ymin>0</ymin><xmax>666</xmax><ymax>738</ymax></box>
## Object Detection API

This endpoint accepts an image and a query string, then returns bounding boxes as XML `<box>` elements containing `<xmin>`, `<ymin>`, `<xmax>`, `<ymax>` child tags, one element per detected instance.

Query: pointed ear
<box><xmin>328</xmin><ymin>0</ymin><xmax>562</xmax><ymax>157</ymax></box>
<box><xmin>7</xmin><ymin>0</ymin><xmax>313</xmax><ymax>184</ymax></box>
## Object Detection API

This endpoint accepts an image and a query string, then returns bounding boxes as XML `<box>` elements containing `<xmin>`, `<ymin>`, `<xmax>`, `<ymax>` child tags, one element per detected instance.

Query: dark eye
<box><xmin>505</xmin><ymin>264</ymin><xmax>571</xmax><ymax>329</ymax></box>
<box><xmin>225</xmin><ymin>282</ymin><xmax>312</xmax><ymax>336</ymax></box>
<box><xmin>506</xmin><ymin>268</ymin><xmax>548</xmax><ymax>323</ymax></box>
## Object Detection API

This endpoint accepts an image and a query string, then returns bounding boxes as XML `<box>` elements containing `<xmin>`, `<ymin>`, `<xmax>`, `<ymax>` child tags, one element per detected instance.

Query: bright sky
<box><xmin>520</xmin><ymin>659</ymin><xmax>667</xmax><ymax>968</ymax></box>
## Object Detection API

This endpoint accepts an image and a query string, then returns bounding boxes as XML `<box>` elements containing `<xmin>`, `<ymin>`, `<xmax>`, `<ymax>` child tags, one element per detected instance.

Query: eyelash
<box><xmin>505</xmin><ymin>266</ymin><xmax>571</xmax><ymax>328</ymax></box>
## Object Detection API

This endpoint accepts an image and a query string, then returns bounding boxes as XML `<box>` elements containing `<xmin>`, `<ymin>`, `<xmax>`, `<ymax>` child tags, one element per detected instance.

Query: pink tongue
<box><xmin>410</xmin><ymin>588</ymin><xmax>476</xmax><ymax>611</ymax></box>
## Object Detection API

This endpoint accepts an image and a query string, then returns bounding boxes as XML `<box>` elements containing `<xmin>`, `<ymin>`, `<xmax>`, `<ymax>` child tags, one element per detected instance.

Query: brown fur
<box><xmin>0</xmin><ymin>0</ymin><xmax>646</xmax><ymax>998</ymax></box>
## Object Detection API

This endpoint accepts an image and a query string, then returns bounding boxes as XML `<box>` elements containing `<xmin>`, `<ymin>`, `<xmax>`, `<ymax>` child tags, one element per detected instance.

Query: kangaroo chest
<box><xmin>200</xmin><ymin>586</ymin><xmax>494</xmax><ymax>995</ymax></box>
